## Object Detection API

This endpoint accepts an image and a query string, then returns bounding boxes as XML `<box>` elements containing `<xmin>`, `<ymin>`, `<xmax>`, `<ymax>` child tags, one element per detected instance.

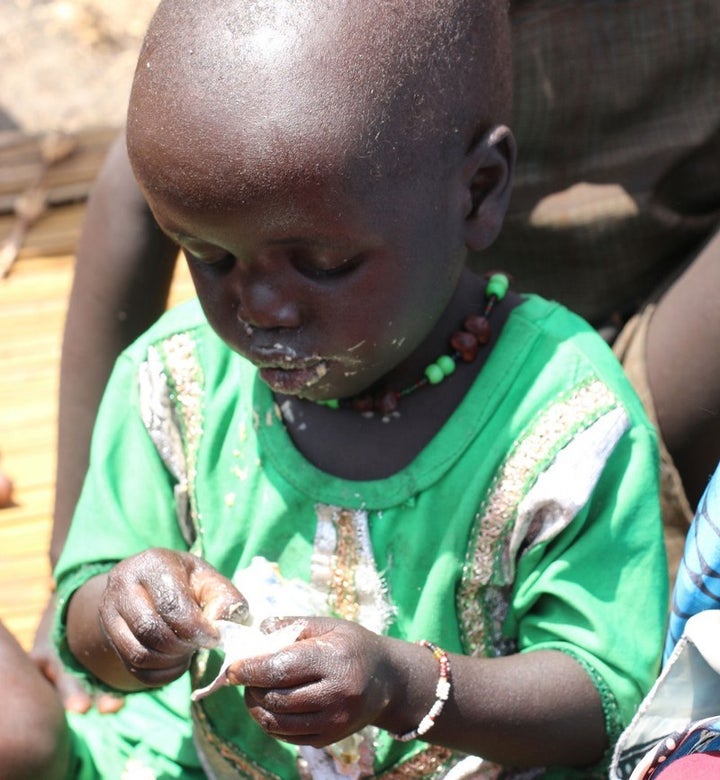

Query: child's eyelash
<box><xmin>183</xmin><ymin>249</ymin><xmax>235</xmax><ymax>271</ymax></box>
<box><xmin>183</xmin><ymin>248</ymin><xmax>360</xmax><ymax>280</ymax></box>
<box><xmin>293</xmin><ymin>255</ymin><xmax>360</xmax><ymax>280</ymax></box>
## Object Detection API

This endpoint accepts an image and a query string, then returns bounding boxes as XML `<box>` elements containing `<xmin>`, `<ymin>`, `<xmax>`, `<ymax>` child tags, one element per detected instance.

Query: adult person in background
<box><xmin>34</xmin><ymin>0</ymin><xmax>720</xmax><ymax>711</ymax></box>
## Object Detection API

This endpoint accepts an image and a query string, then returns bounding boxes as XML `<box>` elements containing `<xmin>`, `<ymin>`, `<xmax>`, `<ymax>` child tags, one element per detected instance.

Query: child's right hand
<box><xmin>98</xmin><ymin>548</ymin><xmax>247</xmax><ymax>688</ymax></box>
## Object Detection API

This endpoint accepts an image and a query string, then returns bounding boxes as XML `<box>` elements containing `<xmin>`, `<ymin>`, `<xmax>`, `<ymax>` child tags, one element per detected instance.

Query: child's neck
<box><xmin>277</xmin><ymin>271</ymin><xmax>520</xmax><ymax>481</ymax></box>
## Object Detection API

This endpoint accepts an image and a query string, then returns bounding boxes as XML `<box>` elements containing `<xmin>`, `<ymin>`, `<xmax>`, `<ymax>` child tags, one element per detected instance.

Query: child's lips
<box><xmin>255</xmin><ymin>356</ymin><xmax>329</xmax><ymax>394</ymax></box>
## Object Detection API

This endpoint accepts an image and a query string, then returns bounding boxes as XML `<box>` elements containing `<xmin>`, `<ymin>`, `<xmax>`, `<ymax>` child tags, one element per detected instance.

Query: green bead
<box><xmin>486</xmin><ymin>273</ymin><xmax>509</xmax><ymax>300</ymax></box>
<box><xmin>319</xmin><ymin>398</ymin><xmax>340</xmax><ymax>409</ymax></box>
<box><xmin>425</xmin><ymin>362</ymin><xmax>445</xmax><ymax>384</ymax></box>
<box><xmin>437</xmin><ymin>355</ymin><xmax>456</xmax><ymax>376</ymax></box>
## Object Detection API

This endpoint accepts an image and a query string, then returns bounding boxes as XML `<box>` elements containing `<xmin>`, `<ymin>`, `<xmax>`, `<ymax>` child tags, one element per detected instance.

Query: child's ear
<box><xmin>461</xmin><ymin>125</ymin><xmax>516</xmax><ymax>251</ymax></box>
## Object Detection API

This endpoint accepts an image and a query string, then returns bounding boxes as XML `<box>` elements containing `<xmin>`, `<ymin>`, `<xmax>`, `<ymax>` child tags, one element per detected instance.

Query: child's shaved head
<box><xmin>127</xmin><ymin>0</ymin><xmax>511</xmax><ymax>209</ymax></box>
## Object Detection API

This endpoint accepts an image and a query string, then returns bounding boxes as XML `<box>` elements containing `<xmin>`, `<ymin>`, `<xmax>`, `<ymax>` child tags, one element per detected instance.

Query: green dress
<box><xmin>55</xmin><ymin>295</ymin><xmax>667</xmax><ymax>780</ymax></box>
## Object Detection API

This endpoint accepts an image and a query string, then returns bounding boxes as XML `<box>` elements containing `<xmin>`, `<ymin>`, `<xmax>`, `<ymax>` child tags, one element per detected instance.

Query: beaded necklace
<box><xmin>319</xmin><ymin>272</ymin><xmax>509</xmax><ymax>415</ymax></box>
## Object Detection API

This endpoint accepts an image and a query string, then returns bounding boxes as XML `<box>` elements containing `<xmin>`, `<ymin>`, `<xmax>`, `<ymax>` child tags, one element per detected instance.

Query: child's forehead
<box><xmin>129</xmin><ymin>122</ymin><xmax>368</xmax><ymax>215</ymax></box>
<box><xmin>129</xmin><ymin>62</ymin><xmax>384</xmax><ymax>212</ymax></box>
<box><xmin>133</xmin><ymin>2</ymin><xmax>441</xmax><ymax>135</ymax></box>
<box><xmin>128</xmin><ymin>0</ymin><xmax>510</xmax><ymax>203</ymax></box>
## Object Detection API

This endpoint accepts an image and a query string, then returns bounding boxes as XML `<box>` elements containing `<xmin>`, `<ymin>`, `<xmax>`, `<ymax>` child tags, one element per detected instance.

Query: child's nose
<box><xmin>236</xmin><ymin>277</ymin><xmax>301</xmax><ymax>330</ymax></box>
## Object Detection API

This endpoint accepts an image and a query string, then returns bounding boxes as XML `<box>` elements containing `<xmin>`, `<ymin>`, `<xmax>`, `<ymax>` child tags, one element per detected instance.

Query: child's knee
<box><xmin>0</xmin><ymin>623</ymin><xmax>71</xmax><ymax>779</ymax></box>
<box><xmin>1</xmin><ymin>715</ymin><xmax>72</xmax><ymax>780</ymax></box>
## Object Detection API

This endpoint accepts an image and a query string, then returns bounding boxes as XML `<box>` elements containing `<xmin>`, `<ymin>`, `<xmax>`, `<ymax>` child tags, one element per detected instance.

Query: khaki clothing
<box><xmin>613</xmin><ymin>308</ymin><xmax>694</xmax><ymax>586</ymax></box>
<box><xmin>478</xmin><ymin>0</ymin><xmax>720</xmax><ymax>329</ymax></box>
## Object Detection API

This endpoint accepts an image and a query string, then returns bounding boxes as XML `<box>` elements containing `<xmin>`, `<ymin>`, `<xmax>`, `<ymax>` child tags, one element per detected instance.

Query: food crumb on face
<box><xmin>280</xmin><ymin>400</ymin><xmax>295</xmax><ymax>423</ymax></box>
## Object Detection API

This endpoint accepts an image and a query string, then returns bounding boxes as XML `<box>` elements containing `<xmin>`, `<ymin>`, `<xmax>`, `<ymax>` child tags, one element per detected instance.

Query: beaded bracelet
<box><xmin>390</xmin><ymin>640</ymin><xmax>452</xmax><ymax>742</ymax></box>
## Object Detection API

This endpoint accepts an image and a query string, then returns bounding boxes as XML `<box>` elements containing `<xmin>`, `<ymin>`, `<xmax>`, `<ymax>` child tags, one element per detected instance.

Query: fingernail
<box><xmin>227</xmin><ymin>601</ymin><xmax>249</xmax><ymax>624</ymax></box>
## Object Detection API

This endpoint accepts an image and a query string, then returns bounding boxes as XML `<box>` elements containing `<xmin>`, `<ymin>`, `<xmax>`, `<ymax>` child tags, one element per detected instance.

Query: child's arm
<box><xmin>52</xmin><ymin>132</ymin><xmax>178</xmax><ymax>566</ymax></box>
<box><xmin>230</xmin><ymin>617</ymin><xmax>606</xmax><ymax>769</ymax></box>
<box><xmin>65</xmin><ymin>549</ymin><xmax>247</xmax><ymax>691</ymax></box>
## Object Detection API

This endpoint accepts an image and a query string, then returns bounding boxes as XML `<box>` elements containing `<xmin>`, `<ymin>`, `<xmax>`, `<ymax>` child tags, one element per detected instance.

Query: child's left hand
<box><xmin>226</xmin><ymin>617</ymin><xmax>393</xmax><ymax>747</ymax></box>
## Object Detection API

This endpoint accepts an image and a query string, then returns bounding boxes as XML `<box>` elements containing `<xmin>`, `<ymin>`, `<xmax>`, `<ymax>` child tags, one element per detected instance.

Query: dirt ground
<box><xmin>0</xmin><ymin>0</ymin><xmax>158</xmax><ymax>133</ymax></box>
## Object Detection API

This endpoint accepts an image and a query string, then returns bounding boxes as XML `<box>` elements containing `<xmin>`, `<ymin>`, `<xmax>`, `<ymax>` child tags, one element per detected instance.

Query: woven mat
<box><xmin>0</xmin><ymin>126</ymin><xmax>117</xmax><ymax>264</ymax></box>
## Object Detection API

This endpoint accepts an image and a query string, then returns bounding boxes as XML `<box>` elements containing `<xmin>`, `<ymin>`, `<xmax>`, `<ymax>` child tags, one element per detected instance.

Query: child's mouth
<box><xmin>258</xmin><ymin>360</ymin><xmax>329</xmax><ymax>395</ymax></box>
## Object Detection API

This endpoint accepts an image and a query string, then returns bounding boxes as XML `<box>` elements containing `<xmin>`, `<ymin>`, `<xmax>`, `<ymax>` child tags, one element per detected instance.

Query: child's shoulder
<box><xmin>507</xmin><ymin>294</ymin><xmax>650</xmax><ymax>423</ymax></box>
<box><xmin>512</xmin><ymin>294</ymin><xmax>627</xmax><ymax>370</ymax></box>
<box><xmin>512</xmin><ymin>293</ymin><xmax>610</xmax><ymax>353</ymax></box>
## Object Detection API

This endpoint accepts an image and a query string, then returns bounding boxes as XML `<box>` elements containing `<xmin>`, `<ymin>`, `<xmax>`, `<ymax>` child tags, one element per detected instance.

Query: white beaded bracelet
<box><xmin>390</xmin><ymin>640</ymin><xmax>452</xmax><ymax>742</ymax></box>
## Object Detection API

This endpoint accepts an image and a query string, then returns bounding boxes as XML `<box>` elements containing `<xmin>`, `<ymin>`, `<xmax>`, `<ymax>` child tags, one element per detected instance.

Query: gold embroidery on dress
<box><xmin>192</xmin><ymin>703</ymin><xmax>285</xmax><ymax>780</ymax></box>
<box><xmin>458</xmin><ymin>379</ymin><xmax>619</xmax><ymax>656</ymax></box>
<box><xmin>161</xmin><ymin>333</ymin><xmax>205</xmax><ymax>548</ymax></box>
<box><xmin>138</xmin><ymin>338</ymin><xmax>203</xmax><ymax>548</ymax></box>
<box><xmin>332</xmin><ymin>508</ymin><xmax>361</xmax><ymax>621</ymax></box>
<box><xmin>312</xmin><ymin>504</ymin><xmax>394</xmax><ymax>635</ymax></box>
<box><xmin>378</xmin><ymin>746</ymin><xmax>456</xmax><ymax>779</ymax></box>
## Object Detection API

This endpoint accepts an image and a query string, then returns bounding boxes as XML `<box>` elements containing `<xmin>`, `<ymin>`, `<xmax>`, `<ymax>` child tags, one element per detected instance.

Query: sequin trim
<box><xmin>192</xmin><ymin>703</ymin><xmax>284</xmax><ymax>780</ymax></box>
<box><xmin>138</xmin><ymin>345</ymin><xmax>194</xmax><ymax>545</ymax></box>
<box><xmin>312</xmin><ymin>504</ymin><xmax>394</xmax><ymax>635</ymax></box>
<box><xmin>458</xmin><ymin>379</ymin><xmax>621</xmax><ymax>656</ymax></box>
<box><xmin>160</xmin><ymin>333</ymin><xmax>205</xmax><ymax>548</ymax></box>
<box><xmin>377</xmin><ymin>747</ymin><xmax>456</xmax><ymax>779</ymax></box>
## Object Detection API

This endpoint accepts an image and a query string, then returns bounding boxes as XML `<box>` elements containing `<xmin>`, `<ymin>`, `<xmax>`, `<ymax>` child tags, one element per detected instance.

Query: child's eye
<box><xmin>183</xmin><ymin>249</ymin><xmax>235</xmax><ymax>273</ymax></box>
<box><xmin>292</xmin><ymin>253</ymin><xmax>360</xmax><ymax>280</ymax></box>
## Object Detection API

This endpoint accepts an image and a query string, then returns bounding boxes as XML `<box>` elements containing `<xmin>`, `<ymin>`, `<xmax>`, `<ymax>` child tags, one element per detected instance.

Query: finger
<box><xmin>94</xmin><ymin>693</ymin><xmax>125</xmax><ymax>714</ymax></box>
<box><xmin>102</xmin><ymin>598</ymin><xmax>181</xmax><ymax>657</ymax></box>
<box><xmin>56</xmin><ymin>676</ymin><xmax>94</xmax><ymax>713</ymax></box>
<box><xmin>246</xmin><ymin>693</ymin><xmax>323</xmax><ymax>733</ymax></box>
<box><xmin>245</xmin><ymin>701</ymin><xmax>332</xmax><ymax>747</ymax></box>
<box><xmin>186</xmin><ymin>556</ymin><xmax>248</xmax><ymax>626</ymax></box>
<box><xmin>259</xmin><ymin>615</ymin><xmax>329</xmax><ymax>638</ymax></box>
<box><xmin>224</xmin><ymin>600</ymin><xmax>250</xmax><ymax>624</ymax></box>
<box><xmin>137</xmin><ymin>561</ymin><xmax>220</xmax><ymax>646</ymax></box>
<box><xmin>227</xmin><ymin>642</ymin><xmax>322</xmax><ymax>689</ymax></box>
<box><xmin>33</xmin><ymin>647</ymin><xmax>123</xmax><ymax>715</ymax></box>
<box><xmin>30</xmin><ymin>648</ymin><xmax>94</xmax><ymax>713</ymax></box>
<box><xmin>63</xmin><ymin>694</ymin><xmax>93</xmax><ymax>714</ymax></box>
<box><xmin>245</xmin><ymin>679</ymin><xmax>327</xmax><ymax>715</ymax></box>
<box><xmin>105</xmin><ymin>611</ymin><xmax>190</xmax><ymax>675</ymax></box>
<box><xmin>104</xmin><ymin>551</ymin><xmax>212</xmax><ymax>650</ymax></box>
<box><xmin>100</xmin><ymin>600</ymin><xmax>193</xmax><ymax>685</ymax></box>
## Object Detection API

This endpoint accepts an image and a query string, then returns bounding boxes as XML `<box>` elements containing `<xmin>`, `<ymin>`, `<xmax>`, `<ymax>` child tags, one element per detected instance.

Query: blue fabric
<box><xmin>665</xmin><ymin>465</ymin><xmax>720</xmax><ymax>662</ymax></box>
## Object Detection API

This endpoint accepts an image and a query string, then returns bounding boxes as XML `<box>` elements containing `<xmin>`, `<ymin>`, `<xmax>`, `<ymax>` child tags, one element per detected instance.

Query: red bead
<box><xmin>351</xmin><ymin>395</ymin><xmax>375</xmax><ymax>414</ymax></box>
<box><xmin>463</xmin><ymin>314</ymin><xmax>491</xmax><ymax>344</ymax></box>
<box><xmin>375</xmin><ymin>390</ymin><xmax>399</xmax><ymax>415</ymax></box>
<box><xmin>450</xmin><ymin>330</ymin><xmax>479</xmax><ymax>362</ymax></box>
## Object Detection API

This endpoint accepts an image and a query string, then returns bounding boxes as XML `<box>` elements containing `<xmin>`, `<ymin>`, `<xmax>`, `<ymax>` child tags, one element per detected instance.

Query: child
<box><xmin>610</xmin><ymin>463</ymin><xmax>720</xmax><ymax>779</ymax></box>
<box><xmin>38</xmin><ymin>1</ymin><xmax>720</xmax><ymax>716</ymax></box>
<box><xmin>2</xmin><ymin>0</ymin><xmax>668</xmax><ymax>777</ymax></box>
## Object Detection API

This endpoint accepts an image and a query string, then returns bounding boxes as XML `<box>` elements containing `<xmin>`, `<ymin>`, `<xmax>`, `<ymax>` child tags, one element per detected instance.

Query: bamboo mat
<box><xmin>0</xmin><ymin>127</ymin><xmax>119</xmax><ymax>262</ymax></box>
<box><xmin>0</xmin><ymin>127</ymin><xmax>193</xmax><ymax>650</ymax></box>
